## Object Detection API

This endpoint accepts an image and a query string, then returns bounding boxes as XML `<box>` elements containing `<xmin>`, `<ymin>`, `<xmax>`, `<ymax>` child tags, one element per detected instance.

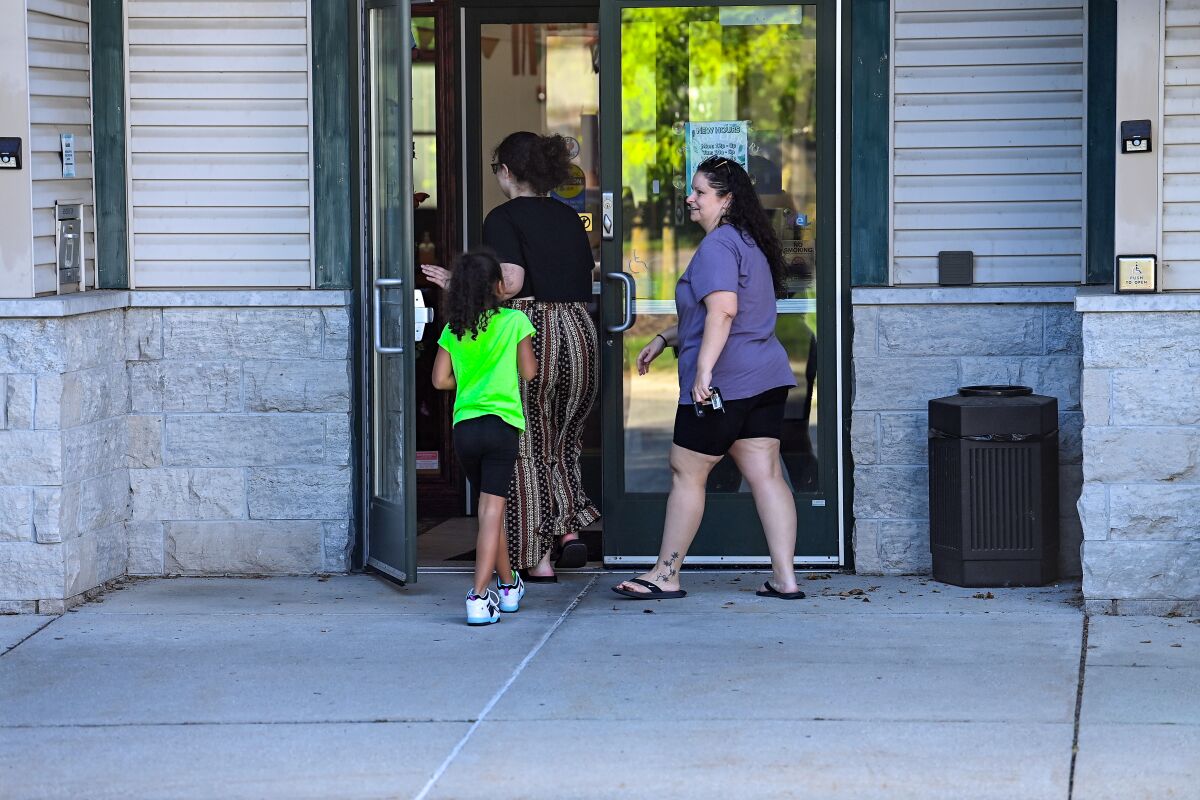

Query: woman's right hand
<box><xmin>636</xmin><ymin>336</ymin><xmax>666</xmax><ymax>376</ymax></box>
<box><xmin>420</xmin><ymin>264</ymin><xmax>451</xmax><ymax>289</ymax></box>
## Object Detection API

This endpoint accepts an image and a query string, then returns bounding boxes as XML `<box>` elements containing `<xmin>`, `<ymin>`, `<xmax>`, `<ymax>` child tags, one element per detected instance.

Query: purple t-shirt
<box><xmin>675</xmin><ymin>224</ymin><xmax>796</xmax><ymax>404</ymax></box>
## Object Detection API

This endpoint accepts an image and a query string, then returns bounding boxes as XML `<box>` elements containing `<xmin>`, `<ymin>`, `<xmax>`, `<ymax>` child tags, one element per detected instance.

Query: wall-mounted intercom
<box><xmin>938</xmin><ymin>250</ymin><xmax>974</xmax><ymax>286</ymax></box>
<box><xmin>0</xmin><ymin>137</ymin><xmax>21</xmax><ymax>169</ymax></box>
<box><xmin>55</xmin><ymin>202</ymin><xmax>84</xmax><ymax>293</ymax></box>
<box><xmin>1120</xmin><ymin>120</ymin><xmax>1151</xmax><ymax>154</ymax></box>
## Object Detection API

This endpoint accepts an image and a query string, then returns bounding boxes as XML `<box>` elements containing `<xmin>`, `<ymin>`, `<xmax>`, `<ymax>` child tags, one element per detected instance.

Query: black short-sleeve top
<box><xmin>481</xmin><ymin>196</ymin><xmax>594</xmax><ymax>302</ymax></box>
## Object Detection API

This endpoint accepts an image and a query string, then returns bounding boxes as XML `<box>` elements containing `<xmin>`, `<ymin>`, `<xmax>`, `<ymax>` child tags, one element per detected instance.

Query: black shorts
<box><xmin>452</xmin><ymin>415</ymin><xmax>519</xmax><ymax>497</ymax></box>
<box><xmin>672</xmin><ymin>386</ymin><xmax>790</xmax><ymax>457</ymax></box>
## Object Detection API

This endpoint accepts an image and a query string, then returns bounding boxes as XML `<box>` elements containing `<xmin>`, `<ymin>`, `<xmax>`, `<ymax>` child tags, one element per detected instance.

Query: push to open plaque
<box><xmin>1116</xmin><ymin>255</ymin><xmax>1157</xmax><ymax>293</ymax></box>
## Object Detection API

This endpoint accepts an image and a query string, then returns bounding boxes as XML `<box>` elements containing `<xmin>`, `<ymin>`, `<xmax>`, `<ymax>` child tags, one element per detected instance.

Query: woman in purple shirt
<box><xmin>613</xmin><ymin>157</ymin><xmax>803</xmax><ymax>601</ymax></box>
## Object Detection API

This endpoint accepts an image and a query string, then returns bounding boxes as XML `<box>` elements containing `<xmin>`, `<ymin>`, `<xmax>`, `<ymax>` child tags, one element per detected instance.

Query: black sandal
<box><xmin>611</xmin><ymin>577</ymin><xmax>687</xmax><ymax>600</ymax></box>
<box><xmin>755</xmin><ymin>581</ymin><xmax>806</xmax><ymax>600</ymax></box>
<box><xmin>554</xmin><ymin>539</ymin><xmax>589</xmax><ymax>569</ymax></box>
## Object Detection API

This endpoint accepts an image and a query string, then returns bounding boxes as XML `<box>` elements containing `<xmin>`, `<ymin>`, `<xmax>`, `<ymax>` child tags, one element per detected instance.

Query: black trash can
<box><xmin>928</xmin><ymin>386</ymin><xmax>1059</xmax><ymax>587</ymax></box>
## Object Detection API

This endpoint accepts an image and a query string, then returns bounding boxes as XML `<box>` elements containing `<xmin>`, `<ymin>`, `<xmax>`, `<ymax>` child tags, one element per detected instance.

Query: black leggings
<box><xmin>453</xmin><ymin>415</ymin><xmax>519</xmax><ymax>497</ymax></box>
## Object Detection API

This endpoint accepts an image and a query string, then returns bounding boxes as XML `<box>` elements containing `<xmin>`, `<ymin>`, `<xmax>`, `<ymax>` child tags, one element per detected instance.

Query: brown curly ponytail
<box><xmin>493</xmin><ymin>131</ymin><xmax>572</xmax><ymax>195</ymax></box>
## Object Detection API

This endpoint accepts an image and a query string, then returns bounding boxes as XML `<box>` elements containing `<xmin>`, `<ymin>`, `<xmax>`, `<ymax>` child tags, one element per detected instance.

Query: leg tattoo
<box><xmin>656</xmin><ymin>552</ymin><xmax>680</xmax><ymax>582</ymax></box>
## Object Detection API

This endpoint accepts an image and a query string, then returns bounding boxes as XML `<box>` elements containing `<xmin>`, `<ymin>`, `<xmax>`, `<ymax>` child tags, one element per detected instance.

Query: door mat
<box><xmin>447</xmin><ymin>529</ymin><xmax>603</xmax><ymax>562</ymax></box>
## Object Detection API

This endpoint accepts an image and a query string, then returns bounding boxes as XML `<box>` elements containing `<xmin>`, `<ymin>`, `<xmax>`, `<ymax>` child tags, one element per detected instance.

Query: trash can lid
<box><xmin>958</xmin><ymin>385</ymin><xmax>1032</xmax><ymax>398</ymax></box>
<box><xmin>929</xmin><ymin>387</ymin><xmax>1058</xmax><ymax>437</ymax></box>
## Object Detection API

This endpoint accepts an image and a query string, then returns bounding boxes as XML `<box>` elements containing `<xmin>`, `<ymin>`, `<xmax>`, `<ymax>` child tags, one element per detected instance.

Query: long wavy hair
<box><xmin>445</xmin><ymin>249</ymin><xmax>504</xmax><ymax>340</ymax></box>
<box><xmin>493</xmin><ymin>132</ymin><xmax>572</xmax><ymax>195</ymax></box>
<box><xmin>696</xmin><ymin>156</ymin><xmax>787</xmax><ymax>296</ymax></box>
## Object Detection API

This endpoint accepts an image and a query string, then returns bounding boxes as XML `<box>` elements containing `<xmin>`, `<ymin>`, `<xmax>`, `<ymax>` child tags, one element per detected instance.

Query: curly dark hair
<box><xmin>445</xmin><ymin>249</ymin><xmax>504</xmax><ymax>340</ymax></box>
<box><xmin>493</xmin><ymin>131</ymin><xmax>572</xmax><ymax>195</ymax></box>
<box><xmin>696</xmin><ymin>156</ymin><xmax>787</xmax><ymax>297</ymax></box>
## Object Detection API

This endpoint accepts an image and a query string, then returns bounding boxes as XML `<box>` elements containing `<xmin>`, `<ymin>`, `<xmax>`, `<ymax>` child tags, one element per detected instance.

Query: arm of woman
<box><xmin>432</xmin><ymin>346</ymin><xmax>456</xmax><ymax>390</ymax></box>
<box><xmin>635</xmin><ymin>324</ymin><xmax>679</xmax><ymax>375</ymax></box>
<box><xmin>498</xmin><ymin>262</ymin><xmax>526</xmax><ymax>300</ymax></box>
<box><xmin>420</xmin><ymin>263</ymin><xmax>451</xmax><ymax>289</ymax></box>
<box><xmin>482</xmin><ymin>208</ymin><xmax>529</xmax><ymax>300</ymax></box>
<box><xmin>420</xmin><ymin>261</ymin><xmax>525</xmax><ymax>299</ymax></box>
<box><xmin>692</xmin><ymin>291</ymin><xmax>738</xmax><ymax>403</ymax></box>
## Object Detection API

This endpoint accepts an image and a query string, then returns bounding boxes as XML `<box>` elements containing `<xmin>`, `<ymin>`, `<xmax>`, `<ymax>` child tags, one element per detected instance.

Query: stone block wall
<box><xmin>850</xmin><ymin>290</ymin><xmax>1083</xmax><ymax>577</ymax></box>
<box><xmin>1</xmin><ymin>292</ymin><xmax>353</xmax><ymax>612</ymax></box>
<box><xmin>0</xmin><ymin>307</ymin><xmax>130</xmax><ymax>613</ymax></box>
<box><xmin>125</xmin><ymin>299</ymin><xmax>353</xmax><ymax>577</ymax></box>
<box><xmin>1077</xmin><ymin>298</ymin><xmax>1200</xmax><ymax>616</ymax></box>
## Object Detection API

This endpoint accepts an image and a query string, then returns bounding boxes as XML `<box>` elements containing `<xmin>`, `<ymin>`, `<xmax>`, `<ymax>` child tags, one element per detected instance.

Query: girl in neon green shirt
<box><xmin>433</xmin><ymin>250</ymin><xmax>537</xmax><ymax>625</ymax></box>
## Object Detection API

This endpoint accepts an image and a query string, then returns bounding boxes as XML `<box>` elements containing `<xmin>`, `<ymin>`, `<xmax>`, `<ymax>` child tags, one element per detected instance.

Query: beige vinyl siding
<box><xmin>1163</xmin><ymin>0</ymin><xmax>1200</xmax><ymax>282</ymax></box>
<box><xmin>125</xmin><ymin>0</ymin><xmax>313</xmax><ymax>288</ymax></box>
<box><xmin>28</xmin><ymin>0</ymin><xmax>96</xmax><ymax>295</ymax></box>
<box><xmin>891</xmin><ymin>0</ymin><xmax>1085</xmax><ymax>284</ymax></box>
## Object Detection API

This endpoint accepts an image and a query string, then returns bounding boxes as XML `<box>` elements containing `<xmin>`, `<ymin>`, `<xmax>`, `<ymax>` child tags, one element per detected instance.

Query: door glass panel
<box><xmin>478</xmin><ymin>22</ymin><xmax>602</xmax><ymax>265</ymax></box>
<box><xmin>619</xmin><ymin>5</ymin><xmax>819</xmax><ymax>494</ymax></box>
<box><xmin>370</xmin><ymin>6</ymin><xmax>407</xmax><ymax>500</ymax></box>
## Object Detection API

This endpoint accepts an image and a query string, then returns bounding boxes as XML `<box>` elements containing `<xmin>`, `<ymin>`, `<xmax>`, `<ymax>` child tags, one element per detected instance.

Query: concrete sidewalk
<box><xmin>0</xmin><ymin>572</ymin><xmax>1195</xmax><ymax>800</ymax></box>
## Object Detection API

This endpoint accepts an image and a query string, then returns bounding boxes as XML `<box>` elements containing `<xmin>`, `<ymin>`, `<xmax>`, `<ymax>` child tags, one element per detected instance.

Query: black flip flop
<box><xmin>519</xmin><ymin>570</ymin><xmax>558</xmax><ymax>584</ymax></box>
<box><xmin>554</xmin><ymin>539</ymin><xmax>589</xmax><ymax>569</ymax></box>
<box><xmin>611</xmin><ymin>577</ymin><xmax>687</xmax><ymax>600</ymax></box>
<box><xmin>756</xmin><ymin>581</ymin><xmax>806</xmax><ymax>600</ymax></box>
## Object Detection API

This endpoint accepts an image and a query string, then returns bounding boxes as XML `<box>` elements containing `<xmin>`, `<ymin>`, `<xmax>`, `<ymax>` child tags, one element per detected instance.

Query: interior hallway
<box><xmin>1</xmin><ymin>573</ymin><xmax>1195</xmax><ymax>800</ymax></box>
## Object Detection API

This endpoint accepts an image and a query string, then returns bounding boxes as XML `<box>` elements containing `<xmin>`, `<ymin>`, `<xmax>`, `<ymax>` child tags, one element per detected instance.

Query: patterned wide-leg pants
<box><xmin>505</xmin><ymin>299</ymin><xmax>600</xmax><ymax>570</ymax></box>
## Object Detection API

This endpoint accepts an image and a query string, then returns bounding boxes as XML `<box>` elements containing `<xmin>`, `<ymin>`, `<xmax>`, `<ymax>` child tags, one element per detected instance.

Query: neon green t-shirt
<box><xmin>437</xmin><ymin>308</ymin><xmax>535</xmax><ymax>430</ymax></box>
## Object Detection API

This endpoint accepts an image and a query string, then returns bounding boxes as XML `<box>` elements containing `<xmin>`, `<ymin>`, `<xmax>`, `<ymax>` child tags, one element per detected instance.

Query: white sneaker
<box><xmin>465</xmin><ymin>589</ymin><xmax>500</xmax><ymax>626</ymax></box>
<box><xmin>497</xmin><ymin>571</ymin><xmax>525</xmax><ymax>613</ymax></box>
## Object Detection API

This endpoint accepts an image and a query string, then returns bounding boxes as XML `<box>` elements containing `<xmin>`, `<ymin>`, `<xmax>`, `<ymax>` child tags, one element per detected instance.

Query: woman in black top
<box><xmin>423</xmin><ymin>132</ymin><xmax>599</xmax><ymax>580</ymax></box>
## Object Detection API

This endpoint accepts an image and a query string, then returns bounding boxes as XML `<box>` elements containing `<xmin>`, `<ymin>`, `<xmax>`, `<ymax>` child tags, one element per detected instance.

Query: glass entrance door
<box><xmin>365</xmin><ymin>1</ymin><xmax>418</xmax><ymax>582</ymax></box>
<box><xmin>599</xmin><ymin>1</ymin><xmax>840</xmax><ymax>565</ymax></box>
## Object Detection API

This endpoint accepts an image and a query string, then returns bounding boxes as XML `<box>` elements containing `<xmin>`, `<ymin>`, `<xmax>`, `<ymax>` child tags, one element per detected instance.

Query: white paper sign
<box><xmin>60</xmin><ymin>133</ymin><xmax>75</xmax><ymax>178</ymax></box>
<box><xmin>685</xmin><ymin>120</ymin><xmax>749</xmax><ymax>185</ymax></box>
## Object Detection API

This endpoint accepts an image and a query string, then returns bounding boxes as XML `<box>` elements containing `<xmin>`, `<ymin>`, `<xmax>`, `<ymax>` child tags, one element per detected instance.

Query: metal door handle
<box><xmin>373</xmin><ymin>277</ymin><xmax>405</xmax><ymax>354</ymax></box>
<box><xmin>605</xmin><ymin>271</ymin><xmax>636</xmax><ymax>333</ymax></box>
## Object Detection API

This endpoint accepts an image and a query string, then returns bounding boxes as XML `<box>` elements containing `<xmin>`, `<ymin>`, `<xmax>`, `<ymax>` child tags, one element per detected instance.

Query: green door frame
<box><xmin>597</xmin><ymin>0</ymin><xmax>844</xmax><ymax>566</ymax></box>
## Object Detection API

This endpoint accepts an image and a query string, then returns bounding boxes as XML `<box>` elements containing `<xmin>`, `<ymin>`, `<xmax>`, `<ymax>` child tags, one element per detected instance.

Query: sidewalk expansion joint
<box><xmin>1067</xmin><ymin>614</ymin><xmax>1090</xmax><ymax>800</ymax></box>
<box><xmin>1</xmin><ymin>616</ymin><xmax>61</xmax><ymax>658</ymax></box>
<box><xmin>0</xmin><ymin>715</ymin><xmax>1076</xmax><ymax>730</ymax></box>
<box><xmin>0</xmin><ymin>719</ymin><xmax>486</xmax><ymax>730</ymax></box>
<box><xmin>413</xmin><ymin>574</ymin><xmax>598</xmax><ymax>800</ymax></box>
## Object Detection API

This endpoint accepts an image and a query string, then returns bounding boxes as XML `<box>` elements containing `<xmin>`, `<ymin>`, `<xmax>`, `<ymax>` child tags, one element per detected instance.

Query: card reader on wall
<box><xmin>0</xmin><ymin>137</ymin><xmax>21</xmax><ymax>169</ymax></box>
<box><xmin>1120</xmin><ymin>120</ymin><xmax>1151</xmax><ymax>154</ymax></box>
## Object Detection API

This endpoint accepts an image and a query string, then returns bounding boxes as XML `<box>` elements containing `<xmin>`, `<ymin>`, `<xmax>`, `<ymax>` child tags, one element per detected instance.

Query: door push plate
<box><xmin>601</xmin><ymin>191</ymin><xmax>614</xmax><ymax>240</ymax></box>
<box><xmin>413</xmin><ymin>289</ymin><xmax>435</xmax><ymax>340</ymax></box>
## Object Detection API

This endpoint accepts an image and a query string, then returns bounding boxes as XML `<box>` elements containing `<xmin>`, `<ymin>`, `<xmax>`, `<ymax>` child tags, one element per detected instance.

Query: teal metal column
<box><xmin>1086</xmin><ymin>0</ymin><xmax>1117</xmax><ymax>285</ymax></box>
<box><xmin>91</xmin><ymin>0</ymin><xmax>128</xmax><ymax>289</ymax></box>
<box><xmin>849</xmin><ymin>0</ymin><xmax>889</xmax><ymax>287</ymax></box>
<box><xmin>313</xmin><ymin>0</ymin><xmax>355</xmax><ymax>289</ymax></box>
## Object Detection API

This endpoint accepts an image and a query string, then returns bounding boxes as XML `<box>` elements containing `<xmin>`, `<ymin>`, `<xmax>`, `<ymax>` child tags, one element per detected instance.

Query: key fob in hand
<box><xmin>693</xmin><ymin>386</ymin><xmax>724</xmax><ymax>417</ymax></box>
